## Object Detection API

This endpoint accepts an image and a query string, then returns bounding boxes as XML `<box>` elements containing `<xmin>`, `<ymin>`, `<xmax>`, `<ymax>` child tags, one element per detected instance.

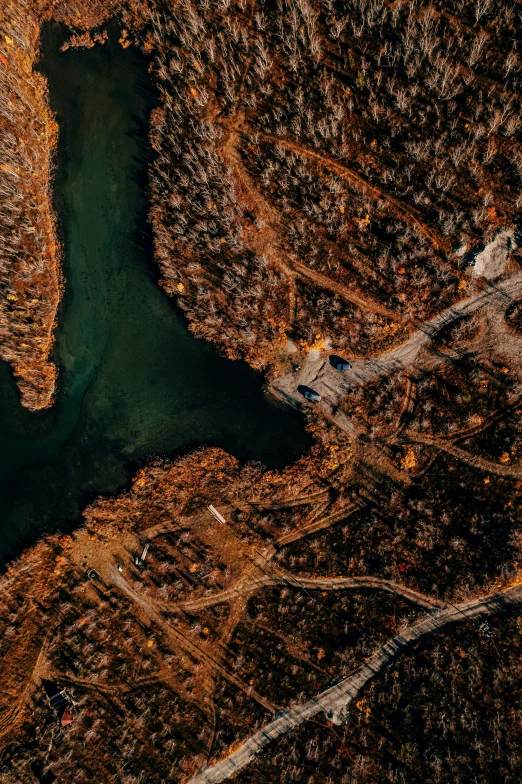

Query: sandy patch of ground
<box><xmin>472</xmin><ymin>229</ymin><xmax>514</xmax><ymax>279</ymax></box>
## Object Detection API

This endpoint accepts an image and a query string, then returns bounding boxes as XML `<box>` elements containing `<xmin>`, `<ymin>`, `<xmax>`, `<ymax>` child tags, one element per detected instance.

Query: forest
<box><xmin>0</xmin><ymin>0</ymin><xmax>522</xmax><ymax>782</ymax></box>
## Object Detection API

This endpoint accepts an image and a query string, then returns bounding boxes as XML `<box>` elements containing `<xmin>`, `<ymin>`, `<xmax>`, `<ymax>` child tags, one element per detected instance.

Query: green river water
<box><xmin>0</xmin><ymin>23</ymin><xmax>310</xmax><ymax>564</ymax></box>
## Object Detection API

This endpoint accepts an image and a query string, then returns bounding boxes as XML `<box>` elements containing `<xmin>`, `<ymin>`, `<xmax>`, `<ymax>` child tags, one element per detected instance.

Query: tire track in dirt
<box><xmin>272</xmin><ymin>270</ymin><xmax>522</xmax><ymax>422</ymax></box>
<box><xmin>179</xmin><ymin>571</ymin><xmax>444</xmax><ymax>613</ymax></box>
<box><xmin>220</xmin><ymin>124</ymin><xmax>405</xmax><ymax>323</ymax></box>
<box><xmin>0</xmin><ymin>629</ymin><xmax>52</xmax><ymax>740</ymax></box>
<box><xmin>256</xmin><ymin>131</ymin><xmax>447</xmax><ymax>252</ymax></box>
<box><xmin>276</xmin><ymin>501</ymin><xmax>361</xmax><ymax>545</ymax></box>
<box><xmin>112</xmin><ymin>572</ymin><xmax>276</xmax><ymax>713</ymax></box>
<box><xmin>404</xmin><ymin>433</ymin><xmax>522</xmax><ymax>478</ymax></box>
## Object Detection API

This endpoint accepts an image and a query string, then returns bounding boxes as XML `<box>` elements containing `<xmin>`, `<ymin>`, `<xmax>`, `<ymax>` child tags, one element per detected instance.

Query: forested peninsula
<box><xmin>1</xmin><ymin>1</ymin><xmax>522</xmax><ymax>782</ymax></box>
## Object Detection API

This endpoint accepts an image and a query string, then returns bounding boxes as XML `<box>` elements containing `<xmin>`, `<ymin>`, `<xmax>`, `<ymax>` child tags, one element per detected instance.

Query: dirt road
<box><xmin>187</xmin><ymin>581</ymin><xmax>522</xmax><ymax>783</ymax></box>
<box><xmin>271</xmin><ymin>270</ymin><xmax>522</xmax><ymax>426</ymax></box>
<box><xmin>180</xmin><ymin>571</ymin><xmax>444</xmax><ymax>613</ymax></box>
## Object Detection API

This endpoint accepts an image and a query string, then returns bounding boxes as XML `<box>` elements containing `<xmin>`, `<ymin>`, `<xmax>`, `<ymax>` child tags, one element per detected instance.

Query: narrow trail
<box><xmin>0</xmin><ymin>630</ymin><xmax>51</xmax><ymax>740</ymax></box>
<box><xmin>256</xmin><ymin>131</ymin><xmax>447</xmax><ymax>252</ymax></box>
<box><xmin>219</xmin><ymin>124</ymin><xmax>403</xmax><ymax>323</ymax></box>
<box><xmin>179</xmin><ymin>572</ymin><xmax>444</xmax><ymax>613</ymax></box>
<box><xmin>187</xmin><ymin>582</ymin><xmax>522</xmax><ymax>784</ymax></box>
<box><xmin>283</xmin><ymin>496</ymin><xmax>330</xmax><ymax>533</ymax></box>
<box><xmin>425</xmin><ymin>395</ymin><xmax>522</xmax><ymax>444</ymax></box>
<box><xmin>276</xmin><ymin>501</ymin><xmax>361</xmax><ymax>545</ymax></box>
<box><xmin>112</xmin><ymin>572</ymin><xmax>276</xmax><ymax>713</ymax></box>
<box><xmin>287</xmin><ymin>277</ymin><xmax>297</xmax><ymax>327</ymax></box>
<box><xmin>404</xmin><ymin>433</ymin><xmax>522</xmax><ymax>478</ymax></box>
<box><xmin>394</xmin><ymin>376</ymin><xmax>418</xmax><ymax>437</ymax></box>
<box><xmin>252</xmin><ymin>618</ymin><xmax>329</xmax><ymax>676</ymax></box>
<box><xmin>246</xmin><ymin>487</ymin><xmax>330</xmax><ymax>509</ymax></box>
<box><xmin>289</xmin><ymin>257</ymin><xmax>404</xmax><ymax>322</ymax></box>
<box><xmin>142</xmin><ymin>519</ymin><xmax>182</xmax><ymax>541</ymax></box>
<box><xmin>232</xmin><ymin>0</ymin><xmax>257</xmax><ymax>111</ymax></box>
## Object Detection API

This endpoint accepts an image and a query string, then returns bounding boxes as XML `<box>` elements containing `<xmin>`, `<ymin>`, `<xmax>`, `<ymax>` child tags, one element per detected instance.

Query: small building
<box><xmin>41</xmin><ymin>679</ymin><xmax>75</xmax><ymax>726</ymax></box>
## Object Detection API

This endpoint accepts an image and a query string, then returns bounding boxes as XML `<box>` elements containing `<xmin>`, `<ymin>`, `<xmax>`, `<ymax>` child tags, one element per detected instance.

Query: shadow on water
<box><xmin>0</xmin><ymin>22</ymin><xmax>311</xmax><ymax>565</ymax></box>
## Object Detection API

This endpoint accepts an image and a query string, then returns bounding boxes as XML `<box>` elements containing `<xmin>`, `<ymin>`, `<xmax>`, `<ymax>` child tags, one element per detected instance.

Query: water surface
<box><xmin>0</xmin><ymin>23</ymin><xmax>310</xmax><ymax>564</ymax></box>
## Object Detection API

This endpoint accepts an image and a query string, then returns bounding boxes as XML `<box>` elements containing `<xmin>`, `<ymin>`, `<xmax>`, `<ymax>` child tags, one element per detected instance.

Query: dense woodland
<box><xmin>232</xmin><ymin>614</ymin><xmax>522</xmax><ymax>783</ymax></box>
<box><xmin>1</xmin><ymin>0</ymin><xmax>522</xmax><ymax>782</ymax></box>
<box><xmin>143</xmin><ymin>0</ymin><xmax>522</xmax><ymax>364</ymax></box>
<box><xmin>0</xmin><ymin>0</ymin><xmax>60</xmax><ymax>409</ymax></box>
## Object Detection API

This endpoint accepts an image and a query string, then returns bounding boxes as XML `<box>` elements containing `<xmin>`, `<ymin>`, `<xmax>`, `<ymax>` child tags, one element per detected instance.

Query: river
<box><xmin>0</xmin><ymin>22</ymin><xmax>310</xmax><ymax>565</ymax></box>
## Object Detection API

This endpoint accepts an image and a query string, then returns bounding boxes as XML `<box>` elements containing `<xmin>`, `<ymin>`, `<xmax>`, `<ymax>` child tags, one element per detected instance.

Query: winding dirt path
<box><xmin>276</xmin><ymin>501</ymin><xmax>361</xmax><ymax>545</ymax></box>
<box><xmin>179</xmin><ymin>572</ymin><xmax>444</xmax><ymax>613</ymax></box>
<box><xmin>290</xmin><ymin>257</ymin><xmax>404</xmax><ymax>322</ymax></box>
<box><xmin>394</xmin><ymin>376</ymin><xmax>418</xmax><ymax>437</ymax></box>
<box><xmin>187</xmin><ymin>582</ymin><xmax>522</xmax><ymax>783</ymax></box>
<box><xmin>256</xmin><ymin>131</ymin><xmax>447</xmax><ymax>251</ymax></box>
<box><xmin>0</xmin><ymin>628</ymin><xmax>52</xmax><ymax>740</ymax></box>
<box><xmin>246</xmin><ymin>487</ymin><xmax>330</xmax><ymax>509</ymax></box>
<box><xmin>220</xmin><ymin>124</ymin><xmax>404</xmax><ymax>323</ymax></box>
<box><xmin>111</xmin><ymin>571</ymin><xmax>276</xmax><ymax>713</ymax></box>
<box><xmin>404</xmin><ymin>433</ymin><xmax>522</xmax><ymax>478</ymax></box>
<box><xmin>427</xmin><ymin>395</ymin><xmax>522</xmax><ymax>444</ymax></box>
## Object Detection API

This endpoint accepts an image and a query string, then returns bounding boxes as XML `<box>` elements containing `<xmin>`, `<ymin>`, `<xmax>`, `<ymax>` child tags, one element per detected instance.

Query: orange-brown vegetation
<box><xmin>232</xmin><ymin>614</ymin><xmax>522</xmax><ymax>784</ymax></box>
<box><xmin>143</xmin><ymin>0</ymin><xmax>522</xmax><ymax>369</ymax></box>
<box><xmin>2</xmin><ymin>1</ymin><xmax>522</xmax><ymax>782</ymax></box>
<box><xmin>0</xmin><ymin>0</ymin><xmax>144</xmax><ymax>409</ymax></box>
<box><xmin>3</xmin><ymin>0</ymin><xmax>522</xmax><ymax>397</ymax></box>
<box><xmin>0</xmin><ymin>338</ymin><xmax>521</xmax><ymax>780</ymax></box>
<box><xmin>0</xmin><ymin>0</ymin><xmax>61</xmax><ymax>409</ymax></box>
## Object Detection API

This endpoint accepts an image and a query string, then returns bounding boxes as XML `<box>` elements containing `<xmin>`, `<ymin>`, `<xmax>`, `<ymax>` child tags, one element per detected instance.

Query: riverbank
<box><xmin>0</xmin><ymin>0</ymin><xmax>62</xmax><ymax>410</ymax></box>
<box><xmin>0</xmin><ymin>20</ymin><xmax>312</xmax><ymax>565</ymax></box>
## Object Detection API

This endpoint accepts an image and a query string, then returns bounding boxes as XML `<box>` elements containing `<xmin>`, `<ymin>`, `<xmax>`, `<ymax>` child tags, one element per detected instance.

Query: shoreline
<box><xmin>0</xmin><ymin>2</ymin><xmax>63</xmax><ymax>410</ymax></box>
<box><xmin>0</xmin><ymin>17</ymin><xmax>313</xmax><ymax>568</ymax></box>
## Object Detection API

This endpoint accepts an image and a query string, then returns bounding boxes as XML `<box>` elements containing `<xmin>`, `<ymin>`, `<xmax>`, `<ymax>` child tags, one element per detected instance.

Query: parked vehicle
<box><xmin>329</xmin><ymin>354</ymin><xmax>352</xmax><ymax>371</ymax></box>
<box><xmin>304</xmin><ymin>389</ymin><xmax>321</xmax><ymax>402</ymax></box>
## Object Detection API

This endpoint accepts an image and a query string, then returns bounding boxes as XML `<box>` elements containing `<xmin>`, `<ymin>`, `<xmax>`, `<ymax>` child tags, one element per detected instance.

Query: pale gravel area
<box><xmin>271</xmin><ymin>269</ymin><xmax>522</xmax><ymax>431</ymax></box>
<box><xmin>472</xmin><ymin>228</ymin><xmax>514</xmax><ymax>279</ymax></box>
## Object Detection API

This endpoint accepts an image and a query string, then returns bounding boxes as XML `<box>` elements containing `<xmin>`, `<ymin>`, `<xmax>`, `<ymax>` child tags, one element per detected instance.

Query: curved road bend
<box><xmin>179</xmin><ymin>572</ymin><xmax>444</xmax><ymax>613</ymax></box>
<box><xmin>187</xmin><ymin>582</ymin><xmax>522</xmax><ymax>784</ymax></box>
